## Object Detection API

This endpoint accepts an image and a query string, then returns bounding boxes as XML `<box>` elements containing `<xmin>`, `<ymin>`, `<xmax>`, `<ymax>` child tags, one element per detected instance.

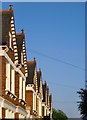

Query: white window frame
<box><xmin>5</xmin><ymin>109</ymin><xmax>8</xmax><ymax>118</ymax></box>
<box><xmin>9</xmin><ymin>32</ymin><xmax>13</xmax><ymax>50</ymax></box>
<box><xmin>0</xmin><ymin>107</ymin><xmax>2</xmax><ymax>119</ymax></box>
<box><xmin>11</xmin><ymin>68</ymin><xmax>15</xmax><ymax>94</ymax></box>
<box><xmin>23</xmin><ymin>80</ymin><xmax>25</xmax><ymax>101</ymax></box>
<box><xmin>19</xmin><ymin>77</ymin><xmax>22</xmax><ymax>99</ymax></box>
<box><xmin>6</xmin><ymin>62</ymin><xmax>10</xmax><ymax>91</ymax></box>
<box><xmin>33</xmin><ymin>93</ymin><xmax>36</xmax><ymax>111</ymax></box>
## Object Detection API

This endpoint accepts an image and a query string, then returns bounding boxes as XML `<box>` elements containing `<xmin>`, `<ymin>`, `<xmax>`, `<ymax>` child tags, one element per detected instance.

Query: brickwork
<box><xmin>15</xmin><ymin>112</ymin><xmax>19</xmax><ymax>119</ymax></box>
<box><xmin>2</xmin><ymin>108</ymin><xmax>5</xmax><ymax>119</ymax></box>
<box><xmin>2</xmin><ymin>57</ymin><xmax>6</xmax><ymax>97</ymax></box>
<box><xmin>0</xmin><ymin>56</ymin><xmax>2</xmax><ymax>96</ymax></box>
<box><xmin>26</xmin><ymin>90</ymin><xmax>33</xmax><ymax>115</ymax></box>
<box><xmin>15</xmin><ymin>71</ymin><xmax>19</xmax><ymax>98</ymax></box>
<box><xmin>0</xmin><ymin>6</ymin><xmax>52</xmax><ymax>119</ymax></box>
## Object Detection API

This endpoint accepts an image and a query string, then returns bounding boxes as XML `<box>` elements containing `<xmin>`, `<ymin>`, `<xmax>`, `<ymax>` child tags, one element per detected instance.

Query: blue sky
<box><xmin>2</xmin><ymin>2</ymin><xmax>85</xmax><ymax>118</ymax></box>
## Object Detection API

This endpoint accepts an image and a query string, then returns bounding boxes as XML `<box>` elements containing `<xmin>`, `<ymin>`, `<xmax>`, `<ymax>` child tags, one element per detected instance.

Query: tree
<box><xmin>77</xmin><ymin>88</ymin><xmax>87</xmax><ymax>119</ymax></box>
<box><xmin>52</xmin><ymin>108</ymin><xmax>68</xmax><ymax>120</ymax></box>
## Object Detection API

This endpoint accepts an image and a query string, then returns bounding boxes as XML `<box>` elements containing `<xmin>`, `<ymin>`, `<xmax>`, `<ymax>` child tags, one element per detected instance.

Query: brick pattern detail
<box><xmin>2</xmin><ymin>57</ymin><xmax>6</xmax><ymax>97</ymax></box>
<box><xmin>26</xmin><ymin>90</ymin><xmax>33</xmax><ymax>115</ymax></box>
<box><xmin>0</xmin><ymin>56</ymin><xmax>2</xmax><ymax>96</ymax></box>
<box><xmin>2</xmin><ymin>108</ymin><xmax>5</xmax><ymax>119</ymax></box>
<box><xmin>15</xmin><ymin>72</ymin><xmax>19</xmax><ymax>98</ymax></box>
<box><xmin>15</xmin><ymin>113</ymin><xmax>19</xmax><ymax>119</ymax></box>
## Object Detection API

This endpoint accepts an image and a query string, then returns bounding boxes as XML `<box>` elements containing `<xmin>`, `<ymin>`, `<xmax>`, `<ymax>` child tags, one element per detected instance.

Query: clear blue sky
<box><xmin>2</xmin><ymin>2</ymin><xmax>85</xmax><ymax>118</ymax></box>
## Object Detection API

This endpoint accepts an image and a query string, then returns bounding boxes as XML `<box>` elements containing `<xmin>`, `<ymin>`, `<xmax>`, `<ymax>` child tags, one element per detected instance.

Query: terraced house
<box><xmin>0</xmin><ymin>5</ymin><xmax>52</xmax><ymax>119</ymax></box>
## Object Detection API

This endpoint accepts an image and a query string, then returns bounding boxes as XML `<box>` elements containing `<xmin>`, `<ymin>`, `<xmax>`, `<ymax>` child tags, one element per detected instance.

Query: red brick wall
<box><xmin>0</xmin><ymin>56</ymin><xmax>2</xmax><ymax>96</ymax></box>
<box><xmin>15</xmin><ymin>112</ymin><xmax>19</xmax><ymax>119</ymax></box>
<box><xmin>15</xmin><ymin>72</ymin><xmax>19</xmax><ymax>98</ymax></box>
<box><xmin>2</xmin><ymin>57</ymin><xmax>6</xmax><ymax>97</ymax></box>
<box><xmin>26</xmin><ymin>90</ymin><xmax>33</xmax><ymax>115</ymax></box>
<box><xmin>7</xmin><ymin>49</ymin><xmax>15</xmax><ymax>63</ymax></box>
<box><xmin>2</xmin><ymin>107</ymin><xmax>5</xmax><ymax>119</ymax></box>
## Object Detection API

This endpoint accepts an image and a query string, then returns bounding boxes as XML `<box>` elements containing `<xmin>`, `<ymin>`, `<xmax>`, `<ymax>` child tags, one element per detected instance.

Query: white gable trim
<box><xmin>0</xmin><ymin>50</ymin><xmax>26</xmax><ymax>81</ymax></box>
<box><xmin>16</xmin><ymin>106</ymin><xmax>27</xmax><ymax>116</ymax></box>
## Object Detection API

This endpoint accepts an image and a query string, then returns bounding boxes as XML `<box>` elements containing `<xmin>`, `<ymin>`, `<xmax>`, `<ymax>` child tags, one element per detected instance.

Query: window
<box><xmin>0</xmin><ymin>107</ymin><xmax>2</xmax><ymax>118</ymax></box>
<box><xmin>11</xmin><ymin>68</ymin><xmax>15</xmax><ymax>94</ymax></box>
<box><xmin>23</xmin><ymin>80</ymin><xmax>25</xmax><ymax>101</ymax></box>
<box><xmin>6</xmin><ymin>61</ymin><xmax>10</xmax><ymax>91</ymax></box>
<box><xmin>33</xmin><ymin>93</ymin><xmax>36</xmax><ymax>111</ymax></box>
<box><xmin>19</xmin><ymin>77</ymin><xmax>22</xmax><ymax>99</ymax></box>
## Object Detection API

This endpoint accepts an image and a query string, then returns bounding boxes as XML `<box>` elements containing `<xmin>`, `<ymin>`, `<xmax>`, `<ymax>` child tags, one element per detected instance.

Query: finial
<box><xmin>9</xmin><ymin>4</ymin><xmax>13</xmax><ymax>10</ymax></box>
<box><xmin>21</xmin><ymin>29</ymin><xmax>24</xmax><ymax>34</ymax></box>
<box><xmin>39</xmin><ymin>68</ymin><xmax>41</xmax><ymax>71</ymax></box>
<box><xmin>44</xmin><ymin>80</ymin><xmax>46</xmax><ymax>85</ymax></box>
<box><xmin>34</xmin><ymin>57</ymin><xmax>36</xmax><ymax>61</ymax></box>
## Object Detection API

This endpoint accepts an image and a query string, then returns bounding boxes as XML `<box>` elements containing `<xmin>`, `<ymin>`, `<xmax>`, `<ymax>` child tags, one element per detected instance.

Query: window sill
<box><xmin>5</xmin><ymin>89</ymin><xmax>17</xmax><ymax>100</ymax></box>
<box><xmin>19</xmin><ymin>99</ymin><xmax>27</xmax><ymax>106</ymax></box>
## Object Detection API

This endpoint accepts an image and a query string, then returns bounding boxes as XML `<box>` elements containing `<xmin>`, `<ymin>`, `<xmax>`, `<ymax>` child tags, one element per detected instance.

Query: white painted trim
<box><xmin>16</xmin><ymin>106</ymin><xmax>27</xmax><ymax>116</ymax></box>
<box><xmin>25</xmin><ymin>70</ymin><xmax>28</xmax><ymax>73</ymax></box>
<box><xmin>0</xmin><ymin>107</ymin><xmax>2</xmax><ymax>118</ymax></box>
<box><xmin>16</xmin><ymin>68</ymin><xmax>26</xmax><ymax>81</ymax></box>
<box><xmin>11</xmin><ymin>20</ymin><xmax>14</xmax><ymax>24</ymax></box>
<box><xmin>11</xmin><ymin>68</ymin><xmax>15</xmax><ymax>94</ymax></box>
<box><xmin>22</xmin><ymin>44</ymin><xmax>25</xmax><ymax>47</ymax></box>
<box><xmin>23</xmin><ymin>47</ymin><xmax>25</xmax><ymax>49</ymax></box>
<box><xmin>11</xmin><ymin>24</ymin><xmax>14</xmax><ymax>27</ymax></box>
<box><xmin>23</xmin><ymin>53</ymin><xmax>26</xmax><ymax>55</ymax></box>
<box><xmin>6</xmin><ymin>62</ymin><xmax>10</xmax><ymax>91</ymax></box>
<box><xmin>12</xmin><ymin>34</ymin><xmax>15</xmax><ymax>38</ymax></box>
<box><xmin>24</xmin><ymin>64</ymin><xmax>27</xmax><ymax>67</ymax></box>
<box><xmin>14</xmin><ymin>46</ymin><xmax>17</xmax><ymax>49</ymax></box>
<box><xmin>15</xmin><ymin>56</ymin><xmax>18</xmax><ymax>59</ymax></box>
<box><xmin>26</xmin><ymin>86</ymin><xmax>37</xmax><ymax>96</ymax></box>
<box><xmin>13</xmin><ymin>42</ymin><xmax>16</xmax><ymax>45</ymax></box>
<box><xmin>14</xmin><ymin>53</ymin><xmax>18</xmax><ymax>56</ymax></box>
<box><xmin>24</xmin><ymin>56</ymin><xmax>26</xmax><ymax>58</ymax></box>
<box><xmin>11</xmin><ymin>17</ymin><xmax>14</xmax><ymax>20</ymax></box>
<box><xmin>4</xmin><ymin>99</ymin><xmax>16</xmax><ymax>112</ymax></box>
<box><xmin>0</xmin><ymin>96</ymin><xmax>27</xmax><ymax>117</ymax></box>
<box><xmin>19</xmin><ymin>77</ymin><xmax>22</xmax><ymax>99</ymax></box>
<box><xmin>11</xmin><ymin>27</ymin><xmax>15</xmax><ymax>31</ymax></box>
<box><xmin>14</xmin><ymin>49</ymin><xmax>17</xmax><ymax>52</ymax></box>
<box><xmin>0</xmin><ymin>50</ymin><xmax>26</xmax><ymax>81</ymax></box>
<box><xmin>13</xmin><ymin>38</ymin><xmax>16</xmax><ymax>41</ymax></box>
<box><xmin>25</xmin><ymin>67</ymin><xmax>27</xmax><ymax>70</ymax></box>
<box><xmin>12</xmin><ymin>31</ymin><xmax>15</xmax><ymax>35</ymax></box>
<box><xmin>23</xmin><ymin>80</ymin><xmax>25</xmax><ymax>101</ymax></box>
<box><xmin>23</xmin><ymin>50</ymin><xmax>25</xmax><ymax>52</ymax></box>
<box><xmin>24</xmin><ymin>58</ymin><xmax>26</xmax><ymax>61</ymax></box>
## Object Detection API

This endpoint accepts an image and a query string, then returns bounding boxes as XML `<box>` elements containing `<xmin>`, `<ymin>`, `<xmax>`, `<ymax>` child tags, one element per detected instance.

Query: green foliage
<box><xmin>52</xmin><ymin>108</ymin><xmax>68</xmax><ymax>120</ymax></box>
<box><xmin>77</xmin><ymin>88</ymin><xmax>87</xmax><ymax>119</ymax></box>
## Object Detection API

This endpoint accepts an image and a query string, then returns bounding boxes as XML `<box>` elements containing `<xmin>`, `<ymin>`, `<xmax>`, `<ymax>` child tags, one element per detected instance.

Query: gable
<box><xmin>0</xmin><ymin>8</ymin><xmax>19</xmax><ymax>65</ymax></box>
<box><xmin>16</xmin><ymin>32</ymin><xmax>28</xmax><ymax>76</ymax></box>
<box><xmin>26</xmin><ymin>60</ymin><xmax>36</xmax><ymax>85</ymax></box>
<box><xmin>0</xmin><ymin>10</ymin><xmax>13</xmax><ymax>45</ymax></box>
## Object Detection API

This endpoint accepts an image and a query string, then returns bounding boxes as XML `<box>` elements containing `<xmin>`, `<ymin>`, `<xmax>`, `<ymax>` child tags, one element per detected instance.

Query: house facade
<box><xmin>0</xmin><ymin>5</ymin><xmax>28</xmax><ymax>119</ymax></box>
<box><xmin>0</xmin><ymin>5</ymin><xmax>52</xmax><ymax>119</ymax></box>
<box><xmin>42</xmin><ymin>81</ymin><xmax>52</xmax><ymax>119</ymax></box>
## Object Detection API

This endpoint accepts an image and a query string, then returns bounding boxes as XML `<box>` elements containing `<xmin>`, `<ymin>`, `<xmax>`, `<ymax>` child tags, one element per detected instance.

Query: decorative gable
<box><xmin>37</xmin><ymin>69</ymin><xmax>43</xmax><ymax>98</ymax></box>
<box><xmin>16</xmin><ymin>29</ymin><xmax>28</xmax><ymax>77</ymax></box>
<box><xmin>26</xmin><ymin>58</ymin><xmax>36</xmax><ymax>85</ymax></box>
<box><xmin>0</xmin><ymin>5</ymin><xmax>18</xmax><ymax>65</ymax></box>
